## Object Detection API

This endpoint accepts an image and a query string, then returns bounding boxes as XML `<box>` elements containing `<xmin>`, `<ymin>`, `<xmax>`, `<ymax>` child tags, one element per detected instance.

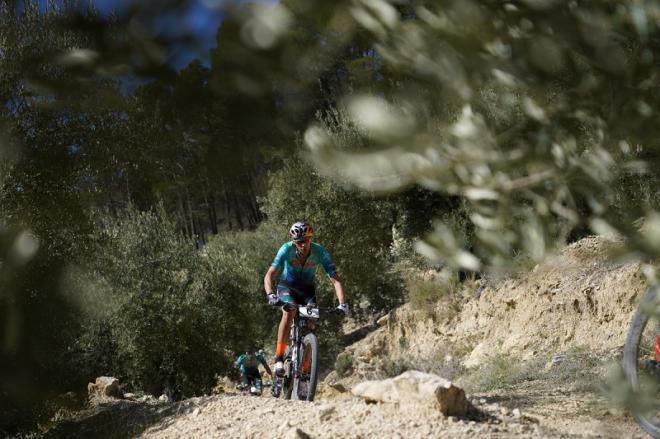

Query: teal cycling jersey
<box><xmin>271</xmin><ymin>242</ymin><xmax>337</xmax><ymax>289</ymax></box>
<box><xmin>235</xmin><ymin>351</ymin><xmax>267</xmax><ymax>374</ymax></box>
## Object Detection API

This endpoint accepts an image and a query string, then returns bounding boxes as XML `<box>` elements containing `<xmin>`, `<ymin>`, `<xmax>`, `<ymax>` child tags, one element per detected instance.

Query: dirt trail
<box><xmin>140</xmin><ymin>392</ymin><xmax>548</xmax><ymax>438</ymax></box>
<box><xmin>136</xmin><ymin>384</ymin><xmax>643</xmax><ymax>439</ymax></box>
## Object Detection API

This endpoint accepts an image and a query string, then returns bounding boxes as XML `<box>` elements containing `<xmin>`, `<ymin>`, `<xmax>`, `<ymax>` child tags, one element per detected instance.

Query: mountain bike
<box><xmin>623</xmin><ymin>284</ymin><xmax>660</xmax><ymax>438</ymax></box>
<box><xmin>270</xmin><ymin>302</ymin><xmax>344</xmax><ymax>402</ymax></box>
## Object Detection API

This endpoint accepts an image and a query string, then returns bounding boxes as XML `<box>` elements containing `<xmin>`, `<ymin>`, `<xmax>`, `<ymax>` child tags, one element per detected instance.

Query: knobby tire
<box><xmin>623</xmin><ymin>287</ymin><xmax>660</xmax><ymax>439</ymax></box>
<box><xmin>293</xmin><ymin>333</ymin><xmax>319</xmax><ymax>402</ymax></box>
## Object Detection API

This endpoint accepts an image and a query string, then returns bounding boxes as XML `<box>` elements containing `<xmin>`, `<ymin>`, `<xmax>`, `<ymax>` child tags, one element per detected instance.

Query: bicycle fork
<box><xmin>290</xmin><ymin>322</ymin><xmax>300</xmax><ymax>380</ymax></box>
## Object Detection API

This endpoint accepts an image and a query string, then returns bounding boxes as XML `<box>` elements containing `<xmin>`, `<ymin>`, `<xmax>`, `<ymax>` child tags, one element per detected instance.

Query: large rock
<box><xmin>213</xmin><ymin>375</ymin><xmax>237</xmax><ymax>394</ymax></box>
<box><xmin>351</xmin><ymin>370</ymin><xmax>468</xmax><ymax>416</ymax></box>
<box><xmin>87</xmin><ymin>376</ymin><xmax>121</xmax><ymax>399</ymax></box>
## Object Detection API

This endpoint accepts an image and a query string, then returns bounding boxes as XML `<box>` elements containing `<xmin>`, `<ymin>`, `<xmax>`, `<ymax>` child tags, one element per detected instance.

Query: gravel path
<box><xmin>140</xmin><ymin>392</ymin><xmax>574</xmax><ymax>439</ymax></box>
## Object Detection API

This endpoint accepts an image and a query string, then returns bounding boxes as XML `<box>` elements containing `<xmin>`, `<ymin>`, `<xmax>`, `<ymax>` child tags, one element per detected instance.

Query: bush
<box><xmin>72</xmin><ymin>206</ymin><xmax>272</xmax><ymax>397</ymax></box>
<box><xmin>379</xmin><ymin>358</ymin><xmax>411</xmax><ymax>378</ymax></box>
<box><xmin>335</xmin><ymin>353</ymin><xmax>354</xmax><ymax>378</ymax></box>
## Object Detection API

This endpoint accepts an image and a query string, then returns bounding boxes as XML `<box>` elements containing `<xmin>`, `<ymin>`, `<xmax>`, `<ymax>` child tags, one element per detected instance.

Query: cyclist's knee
<box><xmin>281</xmin><ymin>308</ymin><xmax>295</xmax><ymax>320</ymax></box>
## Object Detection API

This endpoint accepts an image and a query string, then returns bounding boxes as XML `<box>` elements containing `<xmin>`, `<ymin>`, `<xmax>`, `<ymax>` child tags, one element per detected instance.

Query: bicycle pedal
<box><xmin>271</xmin><ymin>385</ymin><xmax>281</xmax><ymax>397</ymax></box>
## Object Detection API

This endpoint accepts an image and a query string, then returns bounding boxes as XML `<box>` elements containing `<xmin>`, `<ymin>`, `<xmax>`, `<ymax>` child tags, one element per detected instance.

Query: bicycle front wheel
<box><xmin>623</xmin><ymin>286</ymin><xmax>660</xmax><ymax>438</ymax></box>
<box><xmin>293</xmin><ymin>333</ymin><xmax>319</xmax><ymax>402</ymax></box>
<box><xmin>282</xmin><ymin>360</ymin><xmax>293</xmax><ymax>400</ymax></box>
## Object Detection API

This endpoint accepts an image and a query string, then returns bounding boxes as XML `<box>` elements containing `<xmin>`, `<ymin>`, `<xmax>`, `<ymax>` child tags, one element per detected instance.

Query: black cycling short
<box><xmin>276</xmin><ymin>282</ymin><xmax>316</xmax><ymax>306</ymax></box>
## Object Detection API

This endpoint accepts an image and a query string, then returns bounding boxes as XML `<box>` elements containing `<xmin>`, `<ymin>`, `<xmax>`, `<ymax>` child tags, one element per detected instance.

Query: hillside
<box><xmin>329</xmin><ymin>235</ymin><xmax>645</xmax><ymax>387</ymax></box>
<box><xmin>46</xmin><ymin>235</ymin><xmax>650</xmax><ymax>438</ymax></box>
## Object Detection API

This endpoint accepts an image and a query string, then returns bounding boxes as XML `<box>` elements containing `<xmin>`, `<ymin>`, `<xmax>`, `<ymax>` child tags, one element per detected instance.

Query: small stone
<box><xmin>318</xmin><ymin>404</ymin><xmax>335</xmax><ymax>421</ymax></box>
<box><xmin>551</xmin><ymin>353</ymin><xmax>565</xmax><ymax>366</ymax></box>
<box><xmin>193</xmin><ymin>408</ymin><xmax>201</xmax><ymax>417</ymax></box>
<box><xmin>500</xmin><ymin>407</ymin><xmax>510</xmax><ymax>416</ymax></box>
<box><xmin>286</xmin><ymin>428</ymin><xmax>310</xmax><ymax>439</ymax></box>
<box><xmin>158</xmin><ymin>394</ymin><xmax>170</xmax><ymax>403</ymax></box>
<box><xmin>329</xmin><ymin>383</ymin><xmax>347</xmax><ymax>393</ymax></box>
<box><xmin>512</xmin><ymin>408</ymin><xmax>521</xmax><ymax>418</ymax></box>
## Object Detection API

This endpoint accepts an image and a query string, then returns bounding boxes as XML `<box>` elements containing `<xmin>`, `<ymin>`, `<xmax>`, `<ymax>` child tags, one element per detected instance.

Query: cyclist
<box><xmin>264</xmin><ymin>221</ymin><xmax>348</xmax><ymax>376</ymax></box>
<box><xmin>234</xmin><ymin>347</ymin><xmax>272</xmax><ymax>395</ymax></box>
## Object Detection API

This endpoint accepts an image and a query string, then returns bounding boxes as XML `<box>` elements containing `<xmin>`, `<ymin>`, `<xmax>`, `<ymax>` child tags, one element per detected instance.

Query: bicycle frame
<box><xmin>272</xmin><ymin>303</ymin><xmax>341</xmax><ymax>401</ymax></box>
<box><xmin>288</xmin><ymin>305</ymin><xmax>320</xmax><ymax>376</ymax></box>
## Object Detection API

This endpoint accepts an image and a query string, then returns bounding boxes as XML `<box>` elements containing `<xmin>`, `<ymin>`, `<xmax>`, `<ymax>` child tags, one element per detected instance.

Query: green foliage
<box><xmin>71</xmin><ymin>206</ymin><xmax>268</xmax><ymax>397</ymax></box>
<box><xmin>334</xmin><ymin>353</ymin><xmax>354</xmax><ymax>378</ymax></box>
<box><xmin>299</xmin><ymin>0</ymin><xmax>660</xmax><ymax>270</ymax></box>
<box><xmin>379</xmin><ymin>358</ymin><xmax>411</xmax><ymax>378</ymax></box>
<box><xmin>0</xmin><ymin>226</ymin><xmax>82</xmax><ymax>434</ymax></box>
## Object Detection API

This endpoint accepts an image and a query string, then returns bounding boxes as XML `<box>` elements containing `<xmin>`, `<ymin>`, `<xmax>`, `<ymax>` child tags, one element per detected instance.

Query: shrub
<box><xmin>335</xmin><ymin>353</ymin><xmax>354</xmax><ymax>378</ymax></box>
<box><xmin>72</xmin><ymin>206</ymin><xmax>271</xmax><ymax>397</ymax></box>
<box><xmin>379</xmin><ymin>358</ymin><xmax>410</xmax><ymax>378</ymax></box>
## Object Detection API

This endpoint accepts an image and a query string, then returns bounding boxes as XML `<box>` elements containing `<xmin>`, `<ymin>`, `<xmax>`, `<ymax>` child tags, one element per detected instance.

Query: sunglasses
<box><xmin>293</xmin><ymin>239</ymin><xmax>310</xmax><ymax>245</ymax></box>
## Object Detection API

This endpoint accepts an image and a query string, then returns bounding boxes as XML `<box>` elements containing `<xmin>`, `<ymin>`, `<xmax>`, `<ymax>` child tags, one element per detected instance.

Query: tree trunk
<box><xmin>222</xmin><ymin>180</ymin><xmax>233</xmax><ymax>231</ymax></box>
<box><xmin>231</xmin><ymin>192</ymin><xmax>244</xmax><ymax>230</ymax></box>
<box><xmin>202</xmin><ymin>177</ymin><xmax>218</xmax><ymax>234</ymax></box>
<box><xmin>184</xmin><ymin>184</ymin><xmax>196</xmax><ymax>242</ymax></box>
<box><xmin>176</xmin><ymin>189</ymin><xmax>190</xmax><ymax>238</ymax></box>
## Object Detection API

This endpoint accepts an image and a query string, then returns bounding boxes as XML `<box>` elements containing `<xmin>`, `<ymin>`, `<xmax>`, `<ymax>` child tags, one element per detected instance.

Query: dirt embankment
<box><xmin>335</xmin><ymin>235</ymin><xmax>646</xmax><ymax>385</ymax></box>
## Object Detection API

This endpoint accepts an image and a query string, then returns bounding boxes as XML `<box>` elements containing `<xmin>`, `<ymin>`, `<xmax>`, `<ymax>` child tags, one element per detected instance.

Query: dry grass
<box><xmin>458</xmin><ymin>346</ymin><xmax>607</xmax><ymax>395</ymax></box>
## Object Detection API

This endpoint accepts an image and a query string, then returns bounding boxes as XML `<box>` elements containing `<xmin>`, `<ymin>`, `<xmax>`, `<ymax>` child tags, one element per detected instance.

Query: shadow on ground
<box><xmin>43</xmin><ymin>397</ymin><xmax>216</xmax><ymax>439</ymax></box>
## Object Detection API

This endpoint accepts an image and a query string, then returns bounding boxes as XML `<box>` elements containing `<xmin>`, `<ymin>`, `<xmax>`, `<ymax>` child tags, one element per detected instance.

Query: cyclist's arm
<box><xmin>264</xmin><ymin>266</ymin><xmax>279</xmax><ymax>295</ymax></box>
<box><xmin>329</xmin><ymin>274</ymin><xmax>346</xmax><ymax>305</ymax></box>
<box><xmin>261</xmin><ymin>359</ymin><xmax>273</xmax><ymax>376</ymax></box>
<box><xmin>234</xmin><ymin>355</ymin><xmax>244</xmax><ymax>369</ymax></box>
<box><xmin>319</xmin><ymin>246</ymin><xmax>345</xmax><ymax>304</ymax></box>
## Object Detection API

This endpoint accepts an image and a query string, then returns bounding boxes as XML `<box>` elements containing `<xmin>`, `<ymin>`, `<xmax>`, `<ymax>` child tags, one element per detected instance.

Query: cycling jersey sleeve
<box><xmin>235</xmin><ymin>354</ymin><xmax>245</xmax><ymax>368</ymax></box>
<box><xmin>271</xmin><ymin>243</ymin><xmax>289</xmax><ymax>269</ymax></box>
<box><xmin>319</xmin><ymin>246</ymin><xmax>337</xmax><ymax>278</ymax></box>
<box><xmin>256</xmin><ymin>352</ymin><xmax>267</xmax><ymax>367</ymax></box>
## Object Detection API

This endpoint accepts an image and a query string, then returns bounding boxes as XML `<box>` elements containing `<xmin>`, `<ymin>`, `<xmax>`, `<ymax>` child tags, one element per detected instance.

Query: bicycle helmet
<box><xmin>289</xmin><ymin>221</ymin><xmax>313</xmax><ymax>242</ymax></box>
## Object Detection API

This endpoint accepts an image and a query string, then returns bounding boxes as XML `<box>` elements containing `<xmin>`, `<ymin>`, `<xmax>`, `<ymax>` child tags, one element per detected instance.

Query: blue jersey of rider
<box><xmin>271</xmin><ymin>242</ymin><xmax>337</xmax><ymax>290</ymax></box>
<box><xmin>235</xmin><ymin>351</ymin><xmax>267</xmax><ymax>374</ymax></box>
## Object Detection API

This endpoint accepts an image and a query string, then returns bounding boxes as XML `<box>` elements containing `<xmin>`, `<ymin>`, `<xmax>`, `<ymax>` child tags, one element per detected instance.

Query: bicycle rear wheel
<box><xmin>623</xmin><ymin>286</ymin><xmax>660</xmax><ymax>438</ymax></box>
<box><xmin>293</xmin><ymin>333</ymin><xmax>318</xmax><ymax>402</ymax></box>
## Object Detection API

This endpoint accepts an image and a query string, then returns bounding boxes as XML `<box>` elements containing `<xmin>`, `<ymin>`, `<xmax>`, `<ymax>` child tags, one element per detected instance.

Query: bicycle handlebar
<box><xmin>271</xmin><ymin>301</ymin><xmax>345</xmax><ymax>316</ymax></box>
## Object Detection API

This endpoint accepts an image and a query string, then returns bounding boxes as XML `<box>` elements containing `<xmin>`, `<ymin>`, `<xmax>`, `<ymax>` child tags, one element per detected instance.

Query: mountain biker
<box><xmin>234</xmin><ymin>347</ymin><xmax>272</xmax><ymax>395</ymax></box>
<box><xmin>264</xmin><ymin>221</ymin><xmax>348</xmax><ymax>376</ymax></box>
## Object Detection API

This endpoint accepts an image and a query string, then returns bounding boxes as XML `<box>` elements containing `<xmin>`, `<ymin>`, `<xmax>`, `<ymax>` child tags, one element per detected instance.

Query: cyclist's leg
<box><xmin>275</xmin><ymin>284</ymin><xmax>297</xmax><ymax>365</ymax></box>
<box><xmin>245</xmin><ymin>370</ymin><xmax>261</xmax><ymax>393</ymax></box>
<box><xmin>254</xmin><ymin>374</ymin><xmax>263</xmax><ymax>393</ymax></box>
<box><xmin>241</xmin><ymin>370</ymin><xmax>251</xmax><ymax>389</ymax></box>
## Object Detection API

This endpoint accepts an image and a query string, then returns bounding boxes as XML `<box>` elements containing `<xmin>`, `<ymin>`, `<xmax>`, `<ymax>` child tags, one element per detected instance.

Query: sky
<box><xmin>30</xmin><ymin>0</ymin><xmax>277</xmax><ymax>70</ymax></box>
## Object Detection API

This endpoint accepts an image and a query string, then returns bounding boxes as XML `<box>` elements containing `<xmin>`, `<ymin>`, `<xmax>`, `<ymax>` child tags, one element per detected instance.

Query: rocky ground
<box><xmin>49</xmin><ymin>382</ymin><xmax>642</xmax><ymax>438</ymax></box>
<box><xmin>43</xmin><ymin>235</ymin><xmax>655</xmax><ymax>438</ymax></box>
